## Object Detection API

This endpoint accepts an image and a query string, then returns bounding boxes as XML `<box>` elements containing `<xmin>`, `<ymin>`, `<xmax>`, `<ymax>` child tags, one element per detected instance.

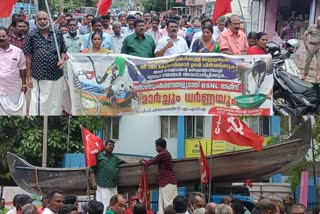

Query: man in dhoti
<box><xmin>23</xmin><ymin>11</ymin><xmax>68</xmax><ymax>115</ymax></box>
<box><xmin>140</xmin><ymin>138</ymin><xmax>178</xmax><ymax>214</ymax></box>
<box><xmin>0</xmin><ymin>26</ymin><xmax>27</xmax><ymax>115</ymax></box>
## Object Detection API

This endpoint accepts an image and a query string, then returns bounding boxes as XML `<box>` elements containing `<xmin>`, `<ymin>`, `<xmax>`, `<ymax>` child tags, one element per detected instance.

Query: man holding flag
<box><xmin>87</xmin><ymin>137</ymin><xmax>125</xmax><ymax>213</ymax></box>
<box><xmin>139</xmin><ymin>138</ymin><xmax>178</xmax><ymax>214</ymax></box>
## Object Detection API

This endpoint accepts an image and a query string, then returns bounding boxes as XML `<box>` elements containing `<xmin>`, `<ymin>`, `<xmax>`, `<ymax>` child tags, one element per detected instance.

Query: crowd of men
<box><xmin>0</xmin><ymin>189</ymin><xmax>317</xmax><ymax>214</ymax></box>
<box><xmin>0</xmin><ymin>9</ymin><xmax>319</xmax><ymax>115</ymax></box>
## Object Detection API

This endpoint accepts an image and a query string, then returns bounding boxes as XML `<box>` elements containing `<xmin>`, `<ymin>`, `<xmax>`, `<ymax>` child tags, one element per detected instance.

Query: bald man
<box><xmin>205</xmin><ymin>203</ymin><xmax>218</xmax><ymax>214</ymax></box>
<box><xmin>218</xmin><ymin>15</ymin><xmax>248</xmax><ymax>55</ymax></box>
<box><xmin>23</xmin><ymin>11</ymin><xmax>68</xmax><ymax>115</ymax></box>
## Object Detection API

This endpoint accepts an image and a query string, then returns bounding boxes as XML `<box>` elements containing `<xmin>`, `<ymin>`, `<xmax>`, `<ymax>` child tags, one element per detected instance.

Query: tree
<box><xmin>0</xmin><ymin>116</ymin><xmax>104</xmax><ymax>181</ymax></box>
<box><xmin>287</xmin><ymin>117</ymin><xmax>320</xmax><ymax>193</ymax></box>
<box><xmin>140</xmin><ymin>0</ymin><xmax>152</xmax><ymax>12</ymax></box>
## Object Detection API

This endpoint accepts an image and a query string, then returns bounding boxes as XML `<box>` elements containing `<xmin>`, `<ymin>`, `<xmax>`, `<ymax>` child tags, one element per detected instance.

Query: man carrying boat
<box><xmin>89</xmin><ymin>140</ymin><xmax>125</xmax><ymax>213</ymax></box>
<box><xmin>139</xmin><ymin>138</ymin><xmax>178</xmax><ymax>214</ymax></box>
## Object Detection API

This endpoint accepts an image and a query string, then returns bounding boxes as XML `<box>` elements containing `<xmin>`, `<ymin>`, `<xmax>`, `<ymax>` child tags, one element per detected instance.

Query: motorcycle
<box><xmin>269</xmin><ymin>39</ymin><xmax>320</xmax><ymax>116</ymax></box>
<box><xmin>267</xmin><ymin>39</ymin><xmax>301</xmax><ymax>77</ymax></box>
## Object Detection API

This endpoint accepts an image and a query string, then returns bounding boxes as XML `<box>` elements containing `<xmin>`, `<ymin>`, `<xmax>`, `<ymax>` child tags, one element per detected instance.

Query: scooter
<box><xmin>273</xmin><ymin>65</ymin><xmax>320</xmax><ymax>116</ymax></box>
<box><xmin>267</xmin><ymin>39</ymin><xmax>301</xmax><ymax>77</ymax></box>
<box><xmin>266</xmin><ymin>39</ymin><xmax>319</xmax><ymax>116</ymax></box>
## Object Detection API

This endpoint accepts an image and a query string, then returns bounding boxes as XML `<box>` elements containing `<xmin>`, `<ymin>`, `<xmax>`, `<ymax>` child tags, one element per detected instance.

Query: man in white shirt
<box><xmin>112</xmin><ymin>21</ymin><xmax>125</xmax><ymax>53</ymax></box>
<box><xmin>121</xmin><ymin>15</ymin><xmax>135</xmax><ymax>37</ymax></box>
<box><xmin>42</xmin><ymin>191</ymin><xmax>64</xmax><ymax>214</ymax></box>
<box><xmin>213</xmin><ymin>16</ymin><xmax>227</xmax><ymax>40</ymax></box>
<box><xmin>146</xmin><ymin>16</ymin><xmax>162</xmax><ymax>44</ymax></box>
<box><xmin>155</xmin><ymin>19</ymin><xmax>189</xmax><ymax>57</ymax></box>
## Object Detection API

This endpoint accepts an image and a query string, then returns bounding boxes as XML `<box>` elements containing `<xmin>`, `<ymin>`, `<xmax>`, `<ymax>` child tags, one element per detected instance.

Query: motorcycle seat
<box><xmin>278</xmin><ymin>70</ymin><xmax>312</xmax><ymax>94</ymax></box>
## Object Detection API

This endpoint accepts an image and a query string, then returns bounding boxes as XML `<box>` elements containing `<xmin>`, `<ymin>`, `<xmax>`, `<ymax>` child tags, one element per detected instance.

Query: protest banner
<box><xmin>67</xmin><ymin>53</ymin><xmax>273</xmax><ymax>116</ymax></box>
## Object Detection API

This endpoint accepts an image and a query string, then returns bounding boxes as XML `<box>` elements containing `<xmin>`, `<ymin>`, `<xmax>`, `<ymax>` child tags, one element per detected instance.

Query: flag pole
<box><xmin>44</xmin><ymin>0</ymin><xmax>61</xmax><ymax>62</ymax></box>
<box><xmin>208</xmin><ymin>116</ymin><xmax>213</xmax><ymax>201</ymax></box>
<box><xmin>96</xmin><ymin>0</ymin><xmax>102</xmax><ymax>16</ymax></box>
<box><xmin>81</xmin><ymin>125</ymin><xmax>92</xmax><ymax>200</ymax></box>
<box><xmin>237</xmin><ymin>0</ymin><xmax>244</xmax><ymax>20</ymax></box>
<box><xmin>198</xmin><ymin>143</ymin><xmax>202</xmax><ymax>193</ymax></box>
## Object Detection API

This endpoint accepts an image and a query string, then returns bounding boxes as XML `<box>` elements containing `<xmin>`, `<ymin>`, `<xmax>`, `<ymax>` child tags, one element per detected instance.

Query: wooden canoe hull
<box><xmin>7</xmin><ymin>119</ymin><xmax>311</xmax><ymax>195</ymax></box>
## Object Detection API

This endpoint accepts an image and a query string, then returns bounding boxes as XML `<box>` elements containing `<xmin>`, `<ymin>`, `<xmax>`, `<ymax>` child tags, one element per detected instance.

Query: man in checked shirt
<box><xmin>140</xmin><ymin>138</ymin><xmax>178</xmax><ymax>214</ymax></box>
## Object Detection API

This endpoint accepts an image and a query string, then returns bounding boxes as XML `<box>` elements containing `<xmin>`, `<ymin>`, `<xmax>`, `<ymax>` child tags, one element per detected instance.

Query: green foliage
<box><xmin>286</xmin><ymin>117</ymin><xmax>320</xmax><ymax>192</ymax></box>
<box><xmin>111</xmin><ymin>0</ymin><xmax>127</xmax><ymax>10</ymax></box>
<box><xmin>265</xmin><ymin>136</ymin><xmax>281</xmax><ymax>146</ymax></box>
<box><xmin>286</xmin><ymin>159</ymin><xmax>312</xmax><ymax>192</ymax></box>
<box><xmin>140</xmin><ymin>0</ymin><xmax>153</xmax><ymax>12</ymax></box>
<box><xmin>313</xmin><ymin>117</ymin><xmax>320</xmax><ymax>159</ymax></box>
<box><xmin>0</xmin><ymin>116</ymin><xmax>103</xmax><ymax>179</ymax></box>
<box><xmin>39</xmin><ymin>0</ymin><xmax>97</xmax><ymax>12</ymax></box>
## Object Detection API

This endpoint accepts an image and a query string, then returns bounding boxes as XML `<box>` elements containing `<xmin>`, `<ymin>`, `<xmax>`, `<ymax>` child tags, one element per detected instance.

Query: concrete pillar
<box><xmin>316</xmin><ymin>1</ymin><xmax>320</xmax><ymax>19</ymax></box>
<box><xmin>177</xmin><ymin>116</ymin><xmax>185</xmax><ymax>158</ymax></box>
<box><xmin>264</xmin><ymin>0</ymin><xmax>278</xmax><ymax>36</ymax></box>
<box><xmin>309</xmin><ymin>0</ymin><xmax>316</xmax><ymax>25</ymax></box>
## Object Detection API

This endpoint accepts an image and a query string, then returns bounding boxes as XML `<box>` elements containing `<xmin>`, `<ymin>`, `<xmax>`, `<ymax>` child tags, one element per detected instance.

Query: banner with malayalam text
<box><xmin>67</xmin><ymin>53</ymin><xmax>273</xmax><ymax>116</ymax></box>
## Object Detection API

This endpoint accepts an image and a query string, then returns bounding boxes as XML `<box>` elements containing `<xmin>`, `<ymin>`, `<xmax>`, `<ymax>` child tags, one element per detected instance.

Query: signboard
<box><xmin>185</xmin><ymin>137</ymin><xmax>271</xmax><ymax>157</ymax></box>
<box><xmin>67</xmin><ymin>53</ymin><xmax>273</xmax><ymax>116</ymax></box>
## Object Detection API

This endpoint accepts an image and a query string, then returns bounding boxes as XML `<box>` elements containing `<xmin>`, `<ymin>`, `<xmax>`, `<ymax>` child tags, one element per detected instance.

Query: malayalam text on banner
<box><xmin>67</xmin><ymin>53</ymin><xmax>273</xmax><ymax>116</ymax></box>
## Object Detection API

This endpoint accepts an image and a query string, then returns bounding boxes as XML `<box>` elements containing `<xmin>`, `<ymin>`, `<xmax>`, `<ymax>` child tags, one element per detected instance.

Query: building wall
<box><xmin>316</xmin><ymin>3</ymin><xmax>320</xmax><ymax>19</ymax></box>
<box><xmin>112</xmin><ymin>116</ymin><xmax>279</xmax><ymax>160</ymax></box>
<box><xmin>112</xmin><ymin>116</ymin><xmax>178</xmax><ymax>158</ymax></box>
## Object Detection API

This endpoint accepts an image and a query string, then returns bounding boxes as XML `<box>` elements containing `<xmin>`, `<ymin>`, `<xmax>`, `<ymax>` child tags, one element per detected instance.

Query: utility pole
<box><xmin>42</xmin><ymin>116</ymin><xmax>48</xmax><ymax>167</ymax></box>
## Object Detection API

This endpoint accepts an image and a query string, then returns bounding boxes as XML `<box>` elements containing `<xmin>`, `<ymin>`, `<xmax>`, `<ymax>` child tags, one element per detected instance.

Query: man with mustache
<box><xmin>121</xmin><ymin>18</ymin><xmax>156</xmax><ymax>57</ymax></box>
<box><xmin>64</xmin><ymin>18</ymin><xmax>82</xmax><ymax>53</ymax></box>
<box><xmin>23</xmin><ymin>11</ymin><xmax>68</xmax><ymax>115</ymax></box>
<box><xmin>102</xmin><ymin>15</ymin><xmax>113</xmax><ymax>35</ymax></box>
<box><xmin>9</xmin><ymin>17</ymin><xmax>27</xmax><ymax>49</ymax></box>
<box><xmin>218</xmin><ymin>15</ymin><xmax>248</xmax><ymax>55</ymax></box>
<box><xmin>155</xmin><ymin>19</ymin><xmax>189</xmax><ymax>57</ymax></box>
<box><xmin>0</xmin><ymin>26</ymin><xmax>27</xmax><ymax>115</ymax></box>
<box><xmin>146</xmin><ymin>16</ymin><xmax>163</xmax><ymax>44</ymax></box>
<box><xmin>121</xmin><ymin>15</ymin><xmax>136</xmax><ymax>37</ymax></box>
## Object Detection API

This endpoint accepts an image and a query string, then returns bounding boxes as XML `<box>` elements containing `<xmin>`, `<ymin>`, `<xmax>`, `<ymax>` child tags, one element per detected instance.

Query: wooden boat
<box><xmin>7</xmin><ymin>119</ymin><xmax>311</xmax><ymax>196</ymax></box>
<box><xmin>79</xmin><ymin>82</ymin><xmax>133</xmax><ymax>107</ymax></box>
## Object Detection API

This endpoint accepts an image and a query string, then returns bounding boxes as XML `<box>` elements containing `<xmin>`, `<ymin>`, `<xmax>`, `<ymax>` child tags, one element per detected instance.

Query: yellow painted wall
<box><xmin>185</xmin><ymin>137</ymin><xmax>271</xmax><ymax>158</ymax></box>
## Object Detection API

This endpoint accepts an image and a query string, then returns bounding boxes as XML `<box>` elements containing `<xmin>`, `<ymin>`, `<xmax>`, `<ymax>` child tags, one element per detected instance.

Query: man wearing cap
<box><xmin>302</xmin><ymin>16</ymin><xmax>320</xmax><ymax>79</ymax></box>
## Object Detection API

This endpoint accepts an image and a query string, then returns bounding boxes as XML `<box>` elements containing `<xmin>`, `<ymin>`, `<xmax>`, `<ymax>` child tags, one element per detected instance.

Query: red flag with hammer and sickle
<box><xmin>211</xmin><ymin>116</ymin><xmax>263</xmax><ymax>151</ymax></box>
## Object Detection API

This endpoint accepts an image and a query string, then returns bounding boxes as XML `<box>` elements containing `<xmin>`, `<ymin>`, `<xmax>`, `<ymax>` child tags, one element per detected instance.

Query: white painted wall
<box><xmin>113</xmin><ymin>116</ymin><xmax>178</xmax><ymax>158</ymax></box>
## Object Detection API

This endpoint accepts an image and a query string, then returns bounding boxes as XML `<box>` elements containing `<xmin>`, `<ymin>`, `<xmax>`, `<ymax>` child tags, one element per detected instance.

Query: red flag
<box><xmin>138</xmin><ymin>167</ymin><xmax>150</xmax><ymax>209</ymax></box>
<box><xmin>0</xmin><ymin>0</ymin><xmax>18</xmax><ymax>18</ymax></box>
<box><xmin>211</xmin><ymin>116</ymin><xmax>264</xmax><ymax>151</ymax></box>
<box><xmin>81</xmin><ymin>127</ymin><xmax>104</xmax><ymax>167</ymax></box>
<box><xmin>212</xmin><ymin>0</ymin><xmax>232</xmax><ymax>23</ymax></box>
<box><xmin>199</xmin><ymin>143</ymin><xmax>210</xmax><ymax>185</ymax></box>
<box><xmin>96</xmin><ymin>0</ymin><xmax>112</xmax><ymax>15</ymax></box>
